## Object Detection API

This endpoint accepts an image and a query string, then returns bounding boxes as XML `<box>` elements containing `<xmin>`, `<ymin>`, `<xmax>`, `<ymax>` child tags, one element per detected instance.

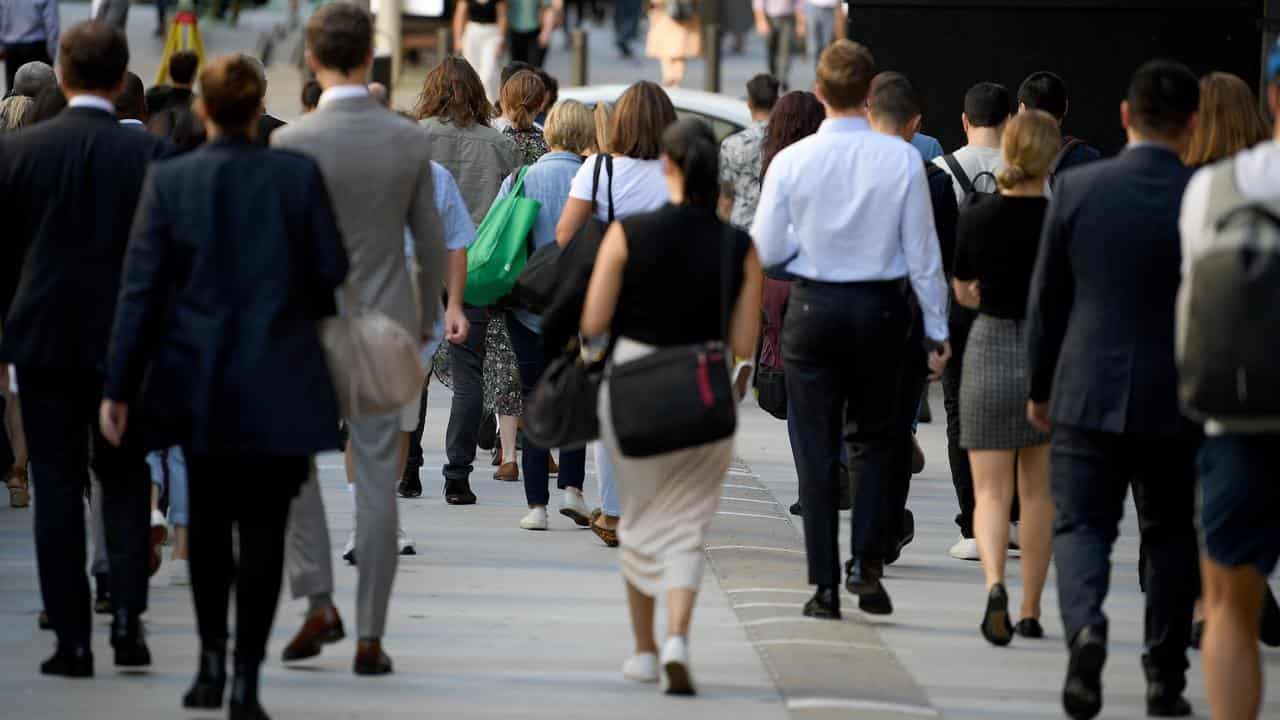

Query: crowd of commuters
<box><xmin>1</xmin><ymin>3</ymin><xmax>1279</xmax><ymax>719</ymax></box>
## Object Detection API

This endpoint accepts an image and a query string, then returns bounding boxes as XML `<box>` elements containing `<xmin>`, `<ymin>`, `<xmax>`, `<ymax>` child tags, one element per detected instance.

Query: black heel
<box><xmin>980</xmin><ymin>583</ymin><xmax>1013</xmax><ymax>647</ymax></box>
<box><xmin>182</xmin><ymin>646</ymin><xmax>227</xmax><ymax>709</ymax></box>
<box><xmin>228</xmin><ymin>659</ymin><xmax>271</xmax><ymax>720</ymax></box>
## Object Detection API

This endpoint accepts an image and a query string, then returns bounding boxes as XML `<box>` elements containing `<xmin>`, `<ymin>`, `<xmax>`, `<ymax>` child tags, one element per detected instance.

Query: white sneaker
<box><xmin>150</xmin><ymin>509</ymin><xmax>169</xmax><ymax>541</ymax></box>
<box><xmin>397</xmin><ymin>528</ymin><xmax>417</xmax><ymax>555</ymax></box>
<box><xmin>948</xmin><ymin>537</ymin><xmax>980</xmax><ymax>561</ymax></box>
<box><xmin>559</xmin><ymin>488</ymin><xmax>589</xmax><ymax>527</ymax></box>
<box><xmin>169</xmin><ymin>557</ymin><xmax>190</xmax><ymax>586</ymax></box>
<box><xmin>660</xmin><ymin>636</ymin><xmax>695</xmax><ymax>695</ymax></box>
<box><xmin>621</xmin><ymin>652</ymin><xmax>658</xmax><ymax>683</ymax></box>
<box><xmin>342</xmin><ymin>531</ymin><xmax>356</xmax><ymax>565</ymax></box>
<box><xmin>519</xmin><ymin>507</ymin><xmax>548</xmax><ymax>531</ymax></box>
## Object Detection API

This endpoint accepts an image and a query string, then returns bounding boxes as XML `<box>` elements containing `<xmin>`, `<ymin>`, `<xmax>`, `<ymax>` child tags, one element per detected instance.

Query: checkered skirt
<box><xmin>959</xmin><ymin>314</ymin><xmax>1049</xmax><ymax>450</ymax></box>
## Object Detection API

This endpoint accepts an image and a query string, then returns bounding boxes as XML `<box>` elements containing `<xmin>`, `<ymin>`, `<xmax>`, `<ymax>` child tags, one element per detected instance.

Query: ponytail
<box><xmin>661</xmin><ymin>117</ymin><xmax>720</xmax><ymax>209</ymax></box>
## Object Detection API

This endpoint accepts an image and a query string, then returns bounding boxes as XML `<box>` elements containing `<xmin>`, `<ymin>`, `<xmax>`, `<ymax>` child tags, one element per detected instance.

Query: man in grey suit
<box><xmin>272</xmin><ymin>2</ymin><xmax>468</xmax><ymax>676</ymax></box>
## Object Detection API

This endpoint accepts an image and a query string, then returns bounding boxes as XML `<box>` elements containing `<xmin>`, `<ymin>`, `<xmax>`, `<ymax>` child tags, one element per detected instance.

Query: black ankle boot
<box><xmin>1142</xmin><ymin>654</ymin><xmax>1192</xmax><ymax>717</ymax></box>
<box><xmin>110</xmin><ymin>609</ymin><xmax>151</xmax><ymax>667</ymax></box>
<box><xmin>229</xmin><ymin>660</ymin><xmax>271</xmax><ymax>720</ymax></box>
<box><xmin>182</xmin><ymin>645</ymin><xmax>227</xmax><ymax>709</ymax></box>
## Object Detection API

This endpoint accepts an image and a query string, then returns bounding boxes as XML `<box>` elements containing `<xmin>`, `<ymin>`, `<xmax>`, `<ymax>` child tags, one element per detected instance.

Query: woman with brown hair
<box><xmin>101</xmin><ymin>54</ymin><xmax>348</xmax><ymax>717</ymax></box>
<box><xmin>646</xmin><ymin>0</ymin><xmax>703</xmax><ymax>87</ymax></box>
<box><xmin>500</xmin><ymin>70</ymin><xmax>550</xmax><ymax>164</ymax></box>
<box><xmin>952</xmin><ymin>109</ymin><xmax>1061</xmax><ymax>647</ymax></box>
<box><xmin>556</xmin><ymin>81</ymin><xmax>678</xmax><ymax>547</ymax></box>
<box><xmin>1182</xmin><ymin>71</ymin><xmax>1269</xmax><ymax>167</ymax></box>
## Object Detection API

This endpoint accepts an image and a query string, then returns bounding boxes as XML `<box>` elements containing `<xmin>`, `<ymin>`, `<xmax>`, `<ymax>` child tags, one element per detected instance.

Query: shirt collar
<box><xmin>818</xmin><ymin>116</ymin><xmax>870</xmax><ymax>134</ymax></box>
<box><xmin>119</xmin><ymin>118</ymin><xmax>145</xmax><ymax>127</ymax></box>
<box><xmin>67</xmin><ymin>95</ymin><xmax>116</xmax><ymax>115</ymax></box>
<box><xmin>540</xmin><ymin>150</ymin><xmax>584</xmax><ymax>162</ymax></box>
<box><xmin>317</xmin><ymin>84</ymin><xmax>370</xmax><ymax>109</ymax></box>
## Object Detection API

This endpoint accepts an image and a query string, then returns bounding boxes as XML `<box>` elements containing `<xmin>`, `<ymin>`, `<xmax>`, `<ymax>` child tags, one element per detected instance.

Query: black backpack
<box><xmin>941</xmin><ymin>153</ymin><xmax>998</xmax><ymax>208</ymax></box>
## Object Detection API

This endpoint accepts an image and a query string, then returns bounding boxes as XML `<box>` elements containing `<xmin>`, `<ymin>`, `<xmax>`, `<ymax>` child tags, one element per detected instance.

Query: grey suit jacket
<box><xmin>272</xmin><ymin>95</ymin><xmax>445</xmax><ymax>336</ymax></box>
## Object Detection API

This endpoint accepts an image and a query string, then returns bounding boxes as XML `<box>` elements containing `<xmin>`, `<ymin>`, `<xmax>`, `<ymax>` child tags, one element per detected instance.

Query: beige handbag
<box><xmin>320</xmin><ymin>311</ymin><xmax>426</xmax><ymax>420</ymax></box>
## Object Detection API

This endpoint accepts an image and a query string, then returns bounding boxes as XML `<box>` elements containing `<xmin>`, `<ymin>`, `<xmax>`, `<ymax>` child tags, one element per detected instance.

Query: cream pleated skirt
<box><xmin>599</xmin><ymin>337</ymin><xmax>733</xmax><ymax>598</ymax></box>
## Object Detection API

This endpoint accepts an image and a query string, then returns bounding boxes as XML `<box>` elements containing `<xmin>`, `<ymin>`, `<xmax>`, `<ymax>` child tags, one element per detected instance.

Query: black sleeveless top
<box><xmin>467</xmin><ymin>0</ymin><xmax>499</xmax><ymax>24</ymax></box>
<box><xmin>614</xmin><ymin>203</ymin><xmax>751</xmax><ymax>347</ymax></box>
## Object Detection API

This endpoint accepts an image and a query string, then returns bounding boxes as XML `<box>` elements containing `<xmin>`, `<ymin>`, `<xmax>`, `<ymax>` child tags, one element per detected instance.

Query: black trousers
<box><xmin>442</xmin><ymin>308</ymin><xmax>488</xmax><ymax>483</ymax></box>
<box><xmin>943</xmin><ymin>301</ymin><xmax>976</xmax><ymax>537</ymax></box>
<box><xmin>1051</xmin><ymin>423</ymin><xmax>1200</xmax><ymax>677</ymax></box>
<box><xmin>406</xmin><ymin>379</ymin><xmax>430</xmax><ymax>473</ymax></box>
<box><xmin>508</xmin><ymin>30</ymin><xmax>547</xmax><ymax>67</ymax></box>
<box><xmin>785</xmin><ymin>280</ymin><xmax>908</xmax><ymax>586</ymax></box>
<box><xmin>875</xmin><ymin>304</ymin><xmax>927</xmax><ymax>550</ymax></box>
<box><xmin>19</xmin><ymin>367</ymin><xmax>151</xmax><ymax>649</ymax></box>
<box><xmin>187</xmin><ymin>453</ymin><xmax>306</xmax><ymax>664</ymax></box>
<box><xmin>3</xmin><ymin>41</ymin><xmax>52</xmax><ymax>95</ymax></box>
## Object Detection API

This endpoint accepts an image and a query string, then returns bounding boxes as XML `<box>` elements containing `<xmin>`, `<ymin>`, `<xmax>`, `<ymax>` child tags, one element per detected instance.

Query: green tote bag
<box><xmin>464</xmin><ymin>166</ymin><xmax>542</xmax><ymax>307</ymax></box>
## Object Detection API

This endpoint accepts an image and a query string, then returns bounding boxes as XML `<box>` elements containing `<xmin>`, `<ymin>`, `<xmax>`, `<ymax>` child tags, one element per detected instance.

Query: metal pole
<box><xmin>570</xmin><ymin>29</ymin><xmax>588</xmax><ymax>86</ymax></box>
<box><xmin>437</xmin><ymin>26</ymin><xmax>452</xmax><ymax>65</ymax></box>
<box><xmin>703</xmin><ymin>23</ymin><xmax>720</xmax><ymax>93</ymax></box>
<box><xmin>374</xmin><ymin>0</ymin><xmax>402</xmax><ymax>89</ymax></box>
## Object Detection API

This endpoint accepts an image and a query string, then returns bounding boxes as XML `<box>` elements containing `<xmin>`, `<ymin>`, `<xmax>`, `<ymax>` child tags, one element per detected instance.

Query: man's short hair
<box><xmin>306</xmin><ymin>2</ymin><xmax>373</xmax><ymax>75</ymax></box>
<box><xmin>816</xmin><ymin>40</ymin><xmax>876</xmax><ymax>111</ymax></box>
<box><xmin>169</xmin><ymin>50</ymin><xmax>199</xmax><ymax>85</ymax></box>
<box><xmin>1017</xmin><ymin>71</ymin><xmax>1068</xmax><ymax>120</ymax></box>
<box><xmin>963</xmin><ymin>82</ymin><xmax>1012</xmax><ymax>128</ymax></box>
<box><xmin>115</xmin><ymin>72</ymin><xmax>146</xmax><ymax>120</ymax></box>
<box><xmin>536</xmin><ymin>69</ymin><xmax>558</xmax><ymax>112</ymax></box>
<box><xmin>300</xmin><ymin>80</ymin><xmax>322</xmax><ymax>111</ymax></box>
<box><xmin>59</xmin><ymin>21</ymin><xmax>129</xmax><ymax>92</ymax></box>
<box><xmin>1126</xmin><ymin>60</ymin><xmax>1200</xmax><ymax>138</ymax></box>
<box><xmin>869</xmin><ymin>71</ymin><xmax>922</xmax><ymax>130</ymax></box>
<box><xmin>13</xmin><ymin>61</ymin><xmax>56</xmax><ymax>98</ymax></box>
<box><xmin>746</xmin><ymin>73</ymin><xmax>781</xmax><ymax>112</ymax></box>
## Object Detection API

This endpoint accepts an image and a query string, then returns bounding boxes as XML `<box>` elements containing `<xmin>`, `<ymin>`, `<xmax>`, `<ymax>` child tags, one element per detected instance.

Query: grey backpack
<box><xmin>1176</xmin><ymin>157</ymin><xmax>1280</xmax><ymax>431</ymax></box>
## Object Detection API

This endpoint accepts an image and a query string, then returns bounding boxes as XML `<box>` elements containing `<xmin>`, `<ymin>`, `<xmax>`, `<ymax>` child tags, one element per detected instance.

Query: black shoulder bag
<box><xmin>606</xmin><ymin>221</ymin><xmax>738</xmax><ymax>458</ymax></box>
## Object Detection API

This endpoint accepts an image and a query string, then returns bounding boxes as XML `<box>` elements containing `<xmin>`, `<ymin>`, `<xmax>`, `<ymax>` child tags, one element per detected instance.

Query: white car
<box><xmin>557</xmin><ymin>84</ymin><xmax>752</xmax><ymax>141</ymax></box>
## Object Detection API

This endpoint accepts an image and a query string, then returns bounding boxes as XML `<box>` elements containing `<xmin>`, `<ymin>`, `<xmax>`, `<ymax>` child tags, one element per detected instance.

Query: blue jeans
<box><xmin>614</xmin><ymin>0</ymin><xmax>642</xmax><ymax>45</ymax></box>
<box><xmin>147</xmin><ymin>446</ymin><xmax>188</xmax><ymax>526</ymax></box>
<box><xmin>506</xmin><ymin>314</ymin><xmax>586</xmax><ymax>506</ymax></box>
<box><xmin>804</xmin><ymin>4</ymin><xmax>835</xmax><ymax>65</ymax></box>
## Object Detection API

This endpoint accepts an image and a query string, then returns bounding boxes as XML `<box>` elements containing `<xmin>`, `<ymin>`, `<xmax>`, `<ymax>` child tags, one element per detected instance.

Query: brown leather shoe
<box><xmin>494</xmin><ymin>461</ymin><xmax>519</xmax><ymax>482</ymax></box>
<box><xmin>281</xmin><ymin>605</ymin><xmax>345</xmax><ymax>662</ymax></box>
<box><xmin>353</xmin><ymin>639</ymin><xmax>393</xmax><ymax>676</ymax></box>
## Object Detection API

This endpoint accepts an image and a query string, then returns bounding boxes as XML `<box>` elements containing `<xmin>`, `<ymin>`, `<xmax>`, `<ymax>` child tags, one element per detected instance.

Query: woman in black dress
<box><xmin>953</xmin><ymin>109</ymin><xmax>1060</xmax><ymax>647</ymax></box>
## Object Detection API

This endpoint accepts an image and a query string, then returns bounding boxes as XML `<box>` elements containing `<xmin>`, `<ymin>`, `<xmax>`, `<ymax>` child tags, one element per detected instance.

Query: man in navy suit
<box><xmin>1025</xmin><ymin>60</ymin><xmax>1201</xmax><ymax>720</ymax></box>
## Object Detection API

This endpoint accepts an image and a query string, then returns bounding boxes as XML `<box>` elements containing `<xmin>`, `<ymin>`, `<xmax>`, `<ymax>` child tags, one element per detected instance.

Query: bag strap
<box><xmin>510</xmin><ymin>165</ymin><xmax>531</xmax><ymax>198</ymax></box>
<box><xmin>942</xmin><ymin>154</ymin><xmax>973</xmax><ymax>195</ymax></box>
<box><xmin>589</xmin><ymin>153</ymin><xmax>604</xmax><ymax>215</ymax></box>
<box><xmin>1049</xmin><ymin>138</ymin><xmax>1085</xmax><ymax>180</ymax></box>
<box><xmin>604</xmin><ymin>154</ymin><xmax>615</xmax><ymax>224</ymax></box>
<box><xmin>970</xmin><ymin>170</ymin><xmax>998</xmax><ymax>194</ymax></box>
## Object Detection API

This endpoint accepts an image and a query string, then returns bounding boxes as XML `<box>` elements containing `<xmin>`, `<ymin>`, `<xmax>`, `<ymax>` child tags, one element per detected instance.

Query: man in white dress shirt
<box><xmin>751</xmin><ymin>39</ymin><xmax>950</xmax><ymax>620</ymax></box>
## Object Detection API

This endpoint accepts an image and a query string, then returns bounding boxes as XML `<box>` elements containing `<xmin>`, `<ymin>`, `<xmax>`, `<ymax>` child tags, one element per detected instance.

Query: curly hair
<box><xmin>761</xmin><ymin>91</ymin><xmax>825</xmax><ymax>180</ymax></box>
<box><xmin>413</xmin><ymin>55</ymin><xmax>494</xmax><ymax>127</ymax></box>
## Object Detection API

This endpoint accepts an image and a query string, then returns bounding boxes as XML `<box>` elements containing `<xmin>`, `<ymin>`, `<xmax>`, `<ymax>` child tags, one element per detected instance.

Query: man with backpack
<box><xmin>1017</xmin><ymin>71</ymin><xmax>1103</xmax><ymax>189</ymax></box>
<box><xmin>933</xmin><ymin>81</ymin><xmax>1010</xmax><ymax>206</ymax></box>
<box><xmin>1176</xmin><ymin>39</ymin><xmax>1280</xmax><ymax>720</ymax></box>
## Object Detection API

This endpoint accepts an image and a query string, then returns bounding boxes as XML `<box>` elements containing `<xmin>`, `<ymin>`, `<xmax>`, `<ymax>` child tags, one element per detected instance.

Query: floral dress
<box><xmin>503</xmin><ymin>125</ymin><xmax>550</xmax><ymax>166</ymax></box>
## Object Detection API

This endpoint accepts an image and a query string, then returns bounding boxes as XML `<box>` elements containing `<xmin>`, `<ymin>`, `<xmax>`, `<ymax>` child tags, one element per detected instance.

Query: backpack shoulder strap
<box><xmin>941</xmin><ymin>154</ymin><xmax>973</xmax><ymax>195</ymax></box>
<box><xmin>1050</xmin><ymin>138</ymin><xmax>1086</xmax><ymax>179</ymax></box>
<box><xmin>604</xmin><ymin>154</ymin><xmax>615</xmax><ymax>223</ymax></box>
<box><xmin>1205</xmin><ymin>157</ymin><xmax>1250</xmax><ymax>233</ymax></box>
<box><xmin>589</xmin><ymin>154</ymin><xmax>605</xmax><ymax>212</ymax></box>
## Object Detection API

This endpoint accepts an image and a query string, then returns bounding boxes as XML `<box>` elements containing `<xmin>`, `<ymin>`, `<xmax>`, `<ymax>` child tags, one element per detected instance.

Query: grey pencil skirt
<box><xmin>959</xmin><ymin>314</ymin><xmax>1050</xmax><ymax>450</ymax></box>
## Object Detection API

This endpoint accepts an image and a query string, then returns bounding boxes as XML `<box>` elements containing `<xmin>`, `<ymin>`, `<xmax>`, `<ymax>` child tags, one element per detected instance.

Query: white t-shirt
<box><xmin>569</xmin><ymin>154</ymin><xmax>669</xmax><ymax>221</ymax></box>
<box><xmin>1179</xmin><ymin>139</ymin><xmax>1280</xmax><ymax>274</ymax></box>
<box><xmin>932</xmin><ymin>144</ymin><xmax>1004</xmax><ymax>204</ymax></box>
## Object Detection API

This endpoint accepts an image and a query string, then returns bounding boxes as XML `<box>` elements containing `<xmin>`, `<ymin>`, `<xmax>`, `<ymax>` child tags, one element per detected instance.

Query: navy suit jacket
<box><xmin>1026</xmin><ymin>145</ymin><xmax>1195</xmax><ymax>435</ymax></box>
<box><xmin>0</xmin><ymin>107</ymin><xmax>174</xmax><ymax>371</ymax></box>
<box><xmin>104</xmin><ymin>138</ymin><xmax>349</xmax><ymax>455</ymax></box>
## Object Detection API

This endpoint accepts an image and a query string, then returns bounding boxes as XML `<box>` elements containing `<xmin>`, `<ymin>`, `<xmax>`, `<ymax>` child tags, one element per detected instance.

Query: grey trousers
<box><xmin>285</xmin><ymin>413</ymin><xmax>403</xmax><ymax>639</ymax></box>
<box><xmin>766</xmin><ymin>15</ymin><xmax>795</xmax><ymax>88</ymax></box>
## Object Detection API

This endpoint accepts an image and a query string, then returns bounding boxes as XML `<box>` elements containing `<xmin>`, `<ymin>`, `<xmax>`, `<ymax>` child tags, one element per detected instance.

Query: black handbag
<box><xmin>523</xmin><ymin>340</ymin><xmax>603</xmax><ymax>450</ymax></box>
<box><xmin>509</xmin><ymin>241</ymin><xmax>561</xmax><ymax>313</ymax></box>
<box><xmin>754</xmin><ymin>365</ymin><xmax>787</xmax><ymax>420</ymax></box>
<box><xmin>606</xmin><ymin>221</ymin><xmax>739</xmax><ymax>458</ymax></box>
<box><xmin>539</xmin><ymin>154</ymin><xmax>614</xmax><ymax>355</ymax></box>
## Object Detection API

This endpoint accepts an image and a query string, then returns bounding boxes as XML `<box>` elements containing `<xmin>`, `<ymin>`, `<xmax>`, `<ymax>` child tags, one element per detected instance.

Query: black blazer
<box><xmin>0</xmin><ymin>106</ymin><xmax>173</xmax><ymax>371</ymax></box>
<box><xmin>104</xmin><ymin>138</ymin><xmax>349</xmax><ymax>455</ymax></box>
<box><xmin>256</xmin><ymin>113</ymin><xmax>285</xmax><ymax>147</ymax></box>
<box><xmin>1026</xmin><ymin>145</ymin><xmax>1195</xmax><ymax>435</ymax></box>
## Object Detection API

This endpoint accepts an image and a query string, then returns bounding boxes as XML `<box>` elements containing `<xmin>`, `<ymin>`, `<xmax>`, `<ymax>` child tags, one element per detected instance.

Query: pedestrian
<box><xmin>751</xmin><ymin>40</ymin><xmax>950</xmax><ymax>620</ymax></box>
<box><xmin>0</xmin><ymin>61</ymin><xmax>55</xmax><ymax>131</ymax></box>
<box><xmin>1177</xmin><ymin>41</ymin><xmax>1280</xmax><ymax>720</ymax></box>
<box><xmin>1025</xmin><ymin>60</ymin><xmax>1202</xmax><ymax>720</ymax></box>
<box><xmin>593</xmin><ymin>99</ymin><xmax>613</xmax><ymax>152</ymax></box>
<box><xmin>155</xmin><ymin>0</ymin><xmax>169</xmax><ymax>37</ymax></box>
<box><xmin>416</xmin><ymin>55</ymin><xmax>519</xmax><ymax>501</ymax></box>
<box><xmin>932</xmin><ymin>81</ymin><xmax>1010</xmax><ymax>562</ymax></box>
<box><xmin>805</xmin><ymin>0</ymin><xmax>837</xmax><ymax>64</ymax></box>
<box><xmin>753</xmin><ymin>0</ymin><xmax>803</xmax><ymax>90</ymax></box>
<box><xmin>300</xmin><ymin>79</ymin><xmax>322</xmax><ymax>113</ymax></box>
<box><xmin>240</xmin><ymin>55</ymin><xmax>285</xmax><ymax>146</ymax></box>
<box><xmin>534</xmin><ymin>67</ymin><xmax>557</xmax><ymax>125</ymax></box>
<box><xmin>93</xmin><ymin>0</ymin><xmax>129</xmax><ymax>30</ymax></box>
<box><xmin>499</xmin><ymin>100</ymin><xmax>595</xmax><ymax>531</ymax></box>
<box><xmin>0</xmin><ymin>0</ymin><xmax>58</xmax><ymax>95</ymax></box>
<box><xmin>646</xmin><ymin>0</ymin><xmax>702</xmax><ymax>87</ymax></box>
<box><xmin>146</xmin><ymin>447</ymin><xmax>189</xmax><ymax>585</ymax></box>
<box><xmin>1016</xmin><ymin>71</ymin><xmax>1103</xmax><ymax>188</ymax></box>
<box><xmin>454</xmin><ymin>0</ymin><xmax>508</xmax><ymax>101</ymax></box>
<box><xmin>0</xmin><ymin>20</ymin><xmax>172</xmax><ymax>678</ymax></box>
<box><xmin>274</xmin><ymin>2</ymin><xmax>459</xmax><ymax>676</ymax></box>
<box><xmin>951</xmin><ymin>109</ymin><xmax>1060</xmax><ymax>646</ymax></box>
<box><xmin>507</xmin><ymin>0</ymin><xmax>553</xmax><ymax>66</ymax></box>
<box><xmin>22</xmin><ymin>82</ymin><xmax>64</xmax><ymax>125</ymax></box>
<box><xmin>615</xmin><ymin>0</ymin><xmax>642</xmax><ymax>57</ymax></box>
<box><xmin>719</xmin><ymin>73</ymin><xmax>780</xmax><ymax>230</ymax></box>
<box><xmin>582</xmin><ymin>117</ymin><xmax>763</xmax><ymax>695</ymax></box>
<box><xmin>100</xmin><ymin>53</ymin><xmax>347</xmax><ymax>716</ymax></box>
<box><xmin>555</xmin><ymin>81</ymin><xmax>677</xmax><ymax>547</ymax></box>
<box><xmin>1182</xmin><ymin>71</ymin><xmax>1269</xmax><ymax>168</ymax></box>
<box><xmin>148</xmin><ymin>50</ymin><xmax>206</xmax><ymax>153</ymax></box>
<box><xmin>500</xmin><ymin>70</ymin><xmax>550</xmax><ymax>164</ymax></box>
